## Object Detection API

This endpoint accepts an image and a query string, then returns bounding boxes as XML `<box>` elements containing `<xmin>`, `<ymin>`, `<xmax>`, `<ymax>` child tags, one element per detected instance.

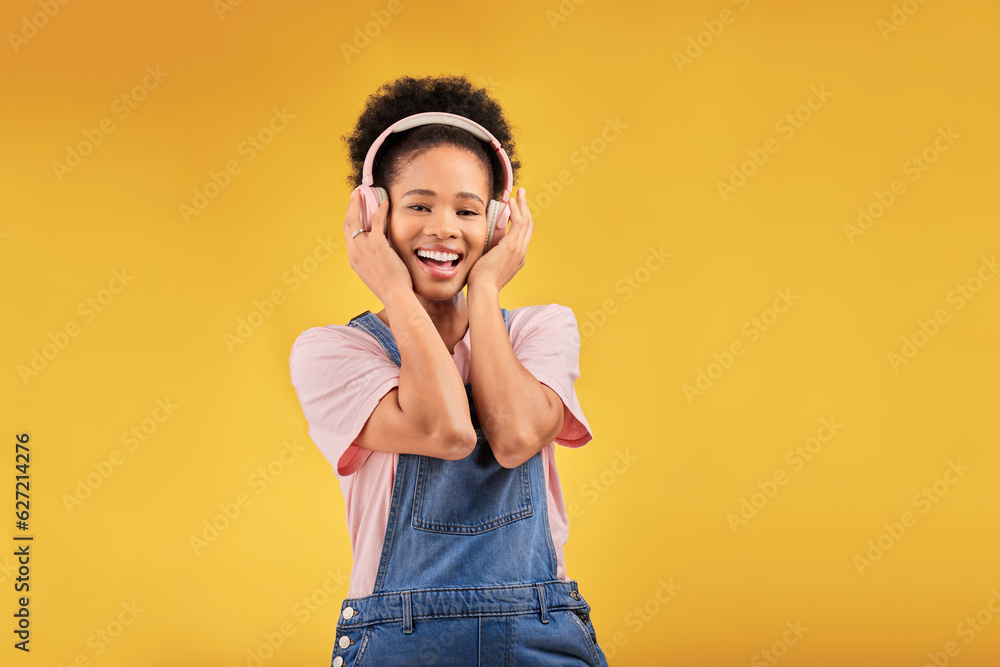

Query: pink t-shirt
<box><xmin>288</xmin><ymin>303</ymin><xmax>594</xmax><ymax>600</ymax></box>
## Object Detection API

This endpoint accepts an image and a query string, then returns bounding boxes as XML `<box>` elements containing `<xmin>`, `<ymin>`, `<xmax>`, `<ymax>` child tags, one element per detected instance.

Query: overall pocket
<box><xmin>411</xmin><ymin>430</ymin><xmax>533</xmax><ymax>534</ymax></box>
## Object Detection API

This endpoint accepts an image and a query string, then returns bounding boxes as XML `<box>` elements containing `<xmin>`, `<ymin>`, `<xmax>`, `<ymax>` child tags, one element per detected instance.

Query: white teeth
<box><xmin>416</xmin><ymin>249</ymin><xmax>459</xmax><ymax>262</ymax></box>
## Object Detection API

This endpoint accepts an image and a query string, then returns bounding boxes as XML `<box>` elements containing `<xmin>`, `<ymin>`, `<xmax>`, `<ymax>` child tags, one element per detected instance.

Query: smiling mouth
<box><xmin>415</xmin><ymin>252</ymin><xmax>460</xmax><ymax>269</ymax></box>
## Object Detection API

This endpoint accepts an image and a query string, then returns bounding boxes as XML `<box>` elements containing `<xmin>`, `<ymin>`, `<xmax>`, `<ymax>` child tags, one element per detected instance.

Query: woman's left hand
<box><xmin>467</xmin><ymin>187</ymin><xmax>533</xmax><ymax>294</ymax></box>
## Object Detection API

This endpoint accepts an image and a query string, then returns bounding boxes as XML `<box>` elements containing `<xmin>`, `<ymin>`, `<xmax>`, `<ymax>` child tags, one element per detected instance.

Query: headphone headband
<box><xmin>361</xmin><ymin>111</ymin><xmax>513</xmax><ymax>203</ymax></box>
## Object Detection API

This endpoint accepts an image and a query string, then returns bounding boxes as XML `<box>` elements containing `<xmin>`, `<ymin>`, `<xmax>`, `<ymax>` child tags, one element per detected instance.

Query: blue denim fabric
<box><xmin>331</xmin><ymin>310</ymin><xmax>609</xmax><ymax>666</ymax></box>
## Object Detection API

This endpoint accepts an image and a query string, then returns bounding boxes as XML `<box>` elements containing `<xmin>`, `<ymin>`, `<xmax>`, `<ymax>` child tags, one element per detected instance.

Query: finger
<box><xmin>521</xmin><ymin>188</ymin><xmax>533</xmax><ymax>234</ymax></box>
<box><xmin>496</xmin><ymin>199</ymin><xmax>514</xmax><ymax>247</ymax></box>
<box><xmin>507</xmin><ymin>190</ymin><xmax>521</xmax><ymax>229</ymax></box>
<box><xmin>512</xmin><ymin>188</ymin><xmax>529</xmax><ymax>242</ymax></box>
<box><xmin>519</xmin><ymin>188</ymin><xmax>533</xmax><ymax>244</ymax></box>
<box><xmin>374</xmin><ymin>198</ymin><xmax>390</xmax><ymax>237</ymax></box>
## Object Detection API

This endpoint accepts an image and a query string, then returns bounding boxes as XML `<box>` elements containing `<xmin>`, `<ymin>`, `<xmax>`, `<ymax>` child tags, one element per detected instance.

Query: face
<box><xmin>386</xmin><ymin>144</ymin><xmax>492</xmax><ymax>304</ymax></box>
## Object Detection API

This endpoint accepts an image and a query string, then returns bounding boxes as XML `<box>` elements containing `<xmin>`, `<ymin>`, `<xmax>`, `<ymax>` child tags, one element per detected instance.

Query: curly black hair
<box><xmin>342</xmin><ymin>75</ymin><xmax>521</xmax><ymax>201</ymax></box>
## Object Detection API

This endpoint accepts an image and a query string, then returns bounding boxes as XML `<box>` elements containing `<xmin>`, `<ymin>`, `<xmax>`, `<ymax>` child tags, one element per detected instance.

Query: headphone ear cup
<box><xmin>484</xmin><ymin>200</ymin><xmax>498</xmax><ymax>253</ymax></box>
<box><xmin>356</xmin><ymin>185</ymin><xmax>380</xmax><ymax>232</ymax></box>
<box><xmin>484</xmin><ymin>200</ymin><xmax>510</xmax><ymax>253</ymax></box>
<box><xmin>357</xmin><ymin>186</ymin><xmax>391</xmax><ymax>240</ymax></box>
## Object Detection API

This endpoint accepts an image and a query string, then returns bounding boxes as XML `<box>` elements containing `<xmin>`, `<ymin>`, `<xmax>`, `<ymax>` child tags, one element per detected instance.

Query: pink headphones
<box><xmin>352</xmin><ymin>111</ymin><xmax>514</xmax><ymax>254</ymax></box>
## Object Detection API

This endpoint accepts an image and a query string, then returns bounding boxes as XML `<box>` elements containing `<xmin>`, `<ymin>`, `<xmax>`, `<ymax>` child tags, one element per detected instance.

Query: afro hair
<box><xmin>342</xmin><ymin>74</ymin><xmax>521</xmax><ymax>201</ymax></box>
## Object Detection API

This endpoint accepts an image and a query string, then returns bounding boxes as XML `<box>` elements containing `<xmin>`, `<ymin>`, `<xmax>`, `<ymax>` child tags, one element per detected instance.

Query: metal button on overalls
<box><xmin>332</xmin><ymin>309</ymin><xmax>609</xmax><ymax>666</ymax></box>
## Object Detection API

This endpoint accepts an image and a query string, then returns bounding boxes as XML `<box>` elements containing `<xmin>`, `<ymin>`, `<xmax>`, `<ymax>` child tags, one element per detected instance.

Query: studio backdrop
<box><xmin>3</xmin><ymin>0</ymin><xmax>999</xmax><ymax>665</ymax></box>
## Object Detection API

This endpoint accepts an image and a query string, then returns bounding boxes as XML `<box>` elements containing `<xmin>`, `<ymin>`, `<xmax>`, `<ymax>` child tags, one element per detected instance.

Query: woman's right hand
<box><xmin>344</xmin><ymin>188</ymin><xmax>413</xmax><ymax>304</ymax></box>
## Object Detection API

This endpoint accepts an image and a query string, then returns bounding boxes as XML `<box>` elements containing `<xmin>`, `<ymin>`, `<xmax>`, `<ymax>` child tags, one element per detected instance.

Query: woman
<box><xmin>289</xmin><ymin>74</ymin><xmax>608</xmax><ymax>666</ymax></box>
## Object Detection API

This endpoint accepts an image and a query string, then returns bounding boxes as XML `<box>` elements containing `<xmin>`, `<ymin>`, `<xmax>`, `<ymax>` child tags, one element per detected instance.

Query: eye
<box><xmin>458</xmin><ymin>210</ymin><xmax>480</xmax><ymax>216</ymax></box>
<box><xmin>408</xmin><ymin>204</ymin><xmax>429</xmax><ymax>212</ymax></box>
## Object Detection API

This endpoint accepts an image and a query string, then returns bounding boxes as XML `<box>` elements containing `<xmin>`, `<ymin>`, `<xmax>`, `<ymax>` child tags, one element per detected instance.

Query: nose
<box><xmin>423</xmin><ymin>206</ymin><xmax>460</xmax><ymax>239</ymax></box>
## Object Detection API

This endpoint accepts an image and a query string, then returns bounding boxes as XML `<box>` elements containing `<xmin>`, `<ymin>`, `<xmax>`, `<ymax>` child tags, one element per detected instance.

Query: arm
<box><xmin>354</xmin><ymin>286</ymin><xmax>478</xmax><ymax>460</ymax></box>
<box><xmin>341</xmin><ymin>189</ymin><xmax>476</xmax><ymax>461</ymax></box>
<box><xmin>467</xmin><ymin>283</ymin><xmax>565</xmax><ymax>469</ymax></box>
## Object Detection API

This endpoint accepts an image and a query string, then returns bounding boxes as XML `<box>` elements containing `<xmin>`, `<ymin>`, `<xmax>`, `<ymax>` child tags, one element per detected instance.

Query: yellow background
<box><xmin>2</xmin><ymin>0</ymin><xmax>999</xmax><ymax>664</ymax></box>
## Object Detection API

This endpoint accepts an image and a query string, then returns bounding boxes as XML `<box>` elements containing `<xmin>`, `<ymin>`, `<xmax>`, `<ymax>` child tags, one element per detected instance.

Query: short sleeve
<box><xmin>508</xmin><ymin>304</ymin><xmax>594</xmax><ymax>448</ymax></box>
<box><xmin>288</xmin><ymin>325</ymin><xmax>400</xmax><ymax>476</ymax></box>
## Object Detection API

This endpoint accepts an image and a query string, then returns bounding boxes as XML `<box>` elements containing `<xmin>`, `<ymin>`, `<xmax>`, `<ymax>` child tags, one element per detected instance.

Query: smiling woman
<box><xmin>288</xmin><ymin>74</ymin><xmax>608</xmax><ymax>666</ymax></box>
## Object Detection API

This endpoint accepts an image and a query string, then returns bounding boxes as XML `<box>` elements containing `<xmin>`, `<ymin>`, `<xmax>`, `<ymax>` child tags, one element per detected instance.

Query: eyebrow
<box><xmin>401</xmin><ymin>189</ymin><xmax>485</xmax><ymax>206</ymax></box>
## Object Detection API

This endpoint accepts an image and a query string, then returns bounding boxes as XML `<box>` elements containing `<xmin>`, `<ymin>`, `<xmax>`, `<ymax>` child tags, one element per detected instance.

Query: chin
<box><xmin>412</xmin><ymin>277</ymin><xmax>469</xmax><ymax>302</ymax></box>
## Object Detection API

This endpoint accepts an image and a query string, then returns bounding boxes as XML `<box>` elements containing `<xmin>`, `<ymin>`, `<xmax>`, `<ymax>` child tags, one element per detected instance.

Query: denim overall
<box><xmin>331</xmin><ymin>309</ymin><xmax>609</xmax><ymax>667</ymax></box>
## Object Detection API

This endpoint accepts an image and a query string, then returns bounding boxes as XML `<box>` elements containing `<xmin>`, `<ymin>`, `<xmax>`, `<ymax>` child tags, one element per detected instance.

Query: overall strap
<box><xmin>347</xmin><ymin>310</ymin><xmax>401</xmax><ymax>366</ymax></box>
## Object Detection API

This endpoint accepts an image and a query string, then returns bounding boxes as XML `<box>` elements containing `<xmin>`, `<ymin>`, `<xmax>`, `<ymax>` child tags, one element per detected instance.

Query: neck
<box><xmin>377</xmin><ymin>289</ymin><xmax>470</xmax><ymax>355</ymax></box>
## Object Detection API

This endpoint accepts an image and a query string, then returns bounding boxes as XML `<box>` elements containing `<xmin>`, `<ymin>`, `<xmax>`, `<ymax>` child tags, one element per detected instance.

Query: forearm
<box><xmin>467</xmin><ymin>284</ymin><xmax>554</xmax><ymax>466</ymax></box>
<box><xmin>383</xmin><ymin>288</ymin><xmax>475</xmax><ymax>446</ymax></box>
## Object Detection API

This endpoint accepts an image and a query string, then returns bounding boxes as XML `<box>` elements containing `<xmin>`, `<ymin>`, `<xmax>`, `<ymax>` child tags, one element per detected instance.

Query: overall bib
<box><xmin>331</xmin><ymin>309</ymin><xmax>609</xmax><ymax>667</ymax></box>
